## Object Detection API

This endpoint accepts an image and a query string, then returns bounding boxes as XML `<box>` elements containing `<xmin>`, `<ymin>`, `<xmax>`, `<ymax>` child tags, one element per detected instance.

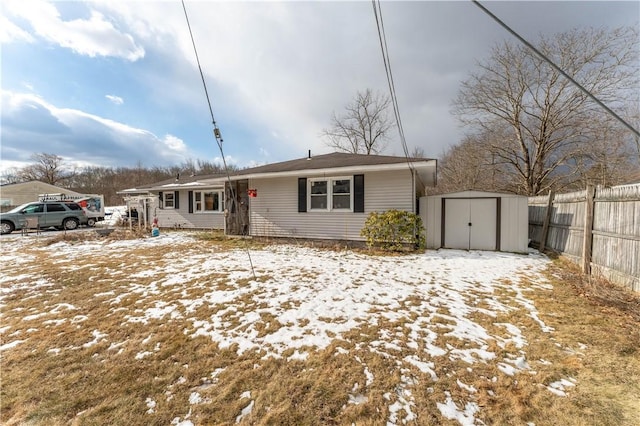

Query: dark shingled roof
<box><xmin>127</xmin><ymin>153</ymin><xmax>436</xmax><ymax>191</ymax></box>
<box><xmin>230</xmin><ymin>152</ymin><xmax>434</xmax><ymax>175</ymax></box>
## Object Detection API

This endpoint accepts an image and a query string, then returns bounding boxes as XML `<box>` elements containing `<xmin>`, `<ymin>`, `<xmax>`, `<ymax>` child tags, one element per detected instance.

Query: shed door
<box><xmin>443</xmin><ymin>198</ymin><xmax>498</xmax><ymax>250</ymax></box>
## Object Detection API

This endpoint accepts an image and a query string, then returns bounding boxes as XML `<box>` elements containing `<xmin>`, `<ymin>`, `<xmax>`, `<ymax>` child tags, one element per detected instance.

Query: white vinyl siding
<box><xmin>153</xmin><ymin>191</ymin><xmax>225</xmax><ymax>229</ymax></box>
<box><xmin>248</xmin><ymin>170</ymin><xmax>414</xmax><ymax>241</ymax></box>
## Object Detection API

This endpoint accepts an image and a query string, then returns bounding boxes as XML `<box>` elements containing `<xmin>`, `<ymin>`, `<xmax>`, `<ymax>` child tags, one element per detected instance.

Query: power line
<box><xmin>181</xmin><ymin>0</ymin><xmax>256</xmax><ymax>279</ymax></box>
<box><xmin>371</xmin><ymin>1</ymin><xmax>409</xmax><ymax>159</ymax></box>
<box><xmin>472</xmin><ymin>0</ymin><xmax>640</xmax><ymax>139</ymax></box>
<box><xmin>181</xmin><ymin>0</ymin><xmax>224</xmax><ymax>151</ymax></box>
<box><xmin>372</xmin><ymin>0</ymin><xmax>427</xmax><ymax>192</ymax></box>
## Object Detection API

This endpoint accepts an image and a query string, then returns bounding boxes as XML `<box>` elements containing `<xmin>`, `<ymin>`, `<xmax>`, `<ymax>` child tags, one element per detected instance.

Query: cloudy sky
<box><xmin>1</xmin><ymin>0</ymin><xmax>638</xmax><ymax>173</ymax></box>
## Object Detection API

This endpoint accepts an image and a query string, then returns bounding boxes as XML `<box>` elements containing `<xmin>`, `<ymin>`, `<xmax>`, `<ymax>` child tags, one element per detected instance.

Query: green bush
<box><xmin>360</xmin><ymin>209</ymin><xmax>425</xmax><ymax>251</ymax></box>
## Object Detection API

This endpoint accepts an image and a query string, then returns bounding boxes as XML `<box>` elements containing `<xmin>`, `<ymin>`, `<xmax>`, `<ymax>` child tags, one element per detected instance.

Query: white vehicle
<box><xmin>39</xmin><ymin>193</ymin><xmax>105</xmax><ymax>227</ymax></box>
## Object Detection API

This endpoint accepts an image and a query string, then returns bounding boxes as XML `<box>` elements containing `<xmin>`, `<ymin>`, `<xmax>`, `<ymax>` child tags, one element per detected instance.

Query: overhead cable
<box><xmin>372</xmin><ymin>0</ymin><xmax>410</xmax><ymax>160</ymax></box>
<box><xmin>372</xmin><ymin>0</ymin><xmax>427</xmax><ymax>193</ymax></box>
<box><xmin>181</xmin><ymin>0</ymin><xmax>256</xmax><ymax>279</ymax></box>
<box><xmin>472</xmin><ymin>0</ymin><xmax>640</xmax><ymax>139</ymax></box>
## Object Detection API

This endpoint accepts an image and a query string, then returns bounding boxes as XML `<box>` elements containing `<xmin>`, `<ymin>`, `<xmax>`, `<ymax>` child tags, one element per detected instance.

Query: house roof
<box><xmin>122</xmin><ymin>152</ymin><xmax>437</xmax><ymax>192</ymax></box>
<box><xmin>117</xmin><ymin>173</ymin><xmax>226</xmax><ymax>193</ymax></box>
<box><xmin>233</xmin><ymin>152</ymin><xmax>434</xmax><ymax>175</ymax></box>
<box><xmin>0</xmin><ymin>180</ymin><xmax>85</xmax><ymax>197</ymax></box>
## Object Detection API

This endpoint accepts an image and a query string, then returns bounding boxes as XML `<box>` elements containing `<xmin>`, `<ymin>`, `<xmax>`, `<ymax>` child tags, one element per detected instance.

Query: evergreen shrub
<box><xmin>360</xmin><ymin>209</ymin><xmax>425</xmax><ymax>251</ymax></box>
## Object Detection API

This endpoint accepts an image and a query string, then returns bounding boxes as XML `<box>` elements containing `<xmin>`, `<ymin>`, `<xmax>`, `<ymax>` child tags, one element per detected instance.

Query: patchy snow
<box><xmin>437</xmin><ymin>391</ymin><xmax>480</xmax><ymax>426</ymax></box>
<box><xmin>145</xmin><ymin>397</ymin><xmax>156</xmax><ymax>414</ymax></box>
<box><xmin>0</xmin><ymin>231</ymin><xmax>563</xmax><ymax>425</ymax></box>
<box><xmin>0</xmin><ymin>339</ymin><xmax>25</xmax><ymax>351</ymax></box>
<box><xmin>457</xmin><ymin>379</ymin><xmax>477</xmax><ymax>393</ymax></box>
<box><xmin>82</xmin><ymin>330</ymin><xmax>108</xmax><ymax>348</ymax></box>
<box><xmin>235</xmin><ymin>399</ymin><xmax>254</xmax><ymax>424</ymax></box>
<box><xmin>189</xmin><ymin>392</ymin><xmax>202</xmax><ymax>405</ymax></box>
<box><xmin>546</xmin><ymin>377</ymin><xmax>577</xmax><ymax>397</ymax></box>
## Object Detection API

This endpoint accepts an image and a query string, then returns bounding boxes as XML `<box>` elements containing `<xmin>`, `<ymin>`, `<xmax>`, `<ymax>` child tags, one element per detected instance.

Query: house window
<box><xmin>309</xmin><ymin>177</ymin><xmax>352</xmax><ymax>211</ymax></box>
<box><xmin>193</xmin><ymin>190</ymin><xmax>223</xmax><ymax>213</ymax></box>
<box><xmin>332</xmin><ymin>179</ymin><xmax>351</xmax><ymax>209</ymax></box>
<box><xmin>163</xmin><ymin>192</ymin><xmax>175</xmax><ymax>209</ymax></box>
<box><xmin>310</xmin><ymin>180</ymin><xmax>328</xmax><ymax>210</ymax></box>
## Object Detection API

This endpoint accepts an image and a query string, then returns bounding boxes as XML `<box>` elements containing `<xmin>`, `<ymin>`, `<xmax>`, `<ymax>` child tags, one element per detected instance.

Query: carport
<box><xmin>420</xmin><ymin>191</ymin><xmax>529</xmax><ymax>253</ymax></box>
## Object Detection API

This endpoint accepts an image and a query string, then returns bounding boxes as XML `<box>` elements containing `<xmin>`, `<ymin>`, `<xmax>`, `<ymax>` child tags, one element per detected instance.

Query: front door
<box><xmin>225</xmin><ymin>180</ymin><xmax>249</xmax><ymax>236</ymax></box>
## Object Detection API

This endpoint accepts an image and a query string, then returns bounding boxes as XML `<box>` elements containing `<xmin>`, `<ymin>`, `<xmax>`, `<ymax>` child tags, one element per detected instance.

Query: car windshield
<box><xmin>4</xmin><ymin>203</ymin><xmax>33</xmax><ymax>214</ymax></box>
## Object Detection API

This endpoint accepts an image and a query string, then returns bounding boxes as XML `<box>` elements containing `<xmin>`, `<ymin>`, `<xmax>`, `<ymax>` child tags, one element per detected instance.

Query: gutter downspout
<box><xmin>412</xmin><ymin>169</ymin><xmax>417</xmax><ymax>214</ymax></box>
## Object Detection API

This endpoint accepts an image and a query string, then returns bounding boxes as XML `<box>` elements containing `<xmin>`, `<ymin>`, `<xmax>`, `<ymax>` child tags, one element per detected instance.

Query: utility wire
<box><xmin>181</xmin><ymin>0</ymin><xmax>256</xmax><ymax>279</ymax></box>
<box><xmin>372</xmin><ymin>0</ymin><xmax>428</xmax><ymax>237</ymax></box>
<box><xmin>372</xmin><ymin>0</ymin><xmax>411</xmax><ymax>161</ymax></box>
<box><xmin>472</xmin><ymin>0</ymin><xmax>640</xmax><ymax>139</ymax></box>
<box><xmin>372</xmin><ymin>0</ymin><xmax>428</xmax><ymax>193</ymax></box>
<box><xmin>181</xmin><ymin>0</ymin><xmax>224</xmax><ymax>152</ymax></box>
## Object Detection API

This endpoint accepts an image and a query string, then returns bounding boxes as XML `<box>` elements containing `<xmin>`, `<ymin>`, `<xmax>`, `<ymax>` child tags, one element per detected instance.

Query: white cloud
<box><xmin>94</xmin><ymin>1</ymin><xmax>640</xmax><ymax>163</ymax></box>
<box><xmin>2</xmin><ymin>1</ymin><xmax>637</xmax><ymax>172</ymax></box>
<box><xmin>3</xmin><ymin>0</ymin><xmax>144</xmax><ymax>61</ymax></box>
<box><xmin>162</xmin><ymin>135</ymin><xmax>186</xmax><ymax>153</ymax></box>
<box><xmin>1</xmin><ymin>90</ymin><xmax>194</xmax><ymax>170</ymax></box>
<box><xmin>105</xmin><ymin>95</ymin><xmax>124</xmax><ymax>105</ymax></box>
<box><xmin>0</xmin><ymin>15</ymin><xmax>35</xmax><ymax>43</ymax></box>
<box><xmin>94</xmin><ymin>1</ymin><xmax>389</xmax><ymax>159</ymax></box>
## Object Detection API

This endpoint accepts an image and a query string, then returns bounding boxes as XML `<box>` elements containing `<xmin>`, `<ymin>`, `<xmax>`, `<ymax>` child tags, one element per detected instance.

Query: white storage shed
<box><xmin>420</xmin><ymin>191</ymin><xmax>529</xmax><ymax>253</ymax></box>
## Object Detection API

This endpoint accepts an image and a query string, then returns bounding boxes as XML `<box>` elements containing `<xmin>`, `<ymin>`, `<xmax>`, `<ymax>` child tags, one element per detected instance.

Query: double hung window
<box><xmin>309</xmin><ymin>177</ymin><xmax>352</xmax><ymax>211</ymax></box>
<box><xmin>163</xmin><ymin>192</ymin><xmax>175</xmax><ymax>209</ymax></box>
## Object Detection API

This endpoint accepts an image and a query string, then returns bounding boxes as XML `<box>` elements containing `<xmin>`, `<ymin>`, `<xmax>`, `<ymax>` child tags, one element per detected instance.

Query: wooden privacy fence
<box><xmin>529</xmin><ymin>183</ymin><xmax>640</xmax><ymax>292</ymax></box>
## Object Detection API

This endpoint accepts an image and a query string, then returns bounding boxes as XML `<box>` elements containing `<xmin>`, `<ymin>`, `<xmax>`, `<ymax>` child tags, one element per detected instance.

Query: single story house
<box><xmin>120</xmin><ymin>152</ymin><xmax>437</xmax><ymax>241</ymax></box>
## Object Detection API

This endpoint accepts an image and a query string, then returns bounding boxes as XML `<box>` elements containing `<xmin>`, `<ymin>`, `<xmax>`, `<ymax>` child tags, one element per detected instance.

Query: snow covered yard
<box><xmin>1</xmin><ymin>231</ymin><xmax>638</xmax><ymax>425</ymax></box>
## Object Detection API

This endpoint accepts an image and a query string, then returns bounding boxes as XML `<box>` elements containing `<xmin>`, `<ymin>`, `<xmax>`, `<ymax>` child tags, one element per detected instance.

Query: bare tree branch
<box><xmin>452</xmin><ymin>26</ymin><xmax>639</xmax><ymax>195</ymax></box>
<box><xmin>321</xmin><ymin>89</ymin><xmax>395</xmax><ymax>155</ymax></box>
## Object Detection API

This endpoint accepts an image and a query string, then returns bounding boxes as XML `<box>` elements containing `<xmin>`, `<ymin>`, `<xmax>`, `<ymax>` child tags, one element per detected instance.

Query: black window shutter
<box><xmin>354</xmin><ymin>174</ymin><xmax>364</xmax><ymax>213</ymax></box>
<box><xmin>298</xmin><ymin>178</ymin><xmax>307</xmax><ymax>212</ymax></box>
<box><xmin>174</xmin><ymin>191</ymin><xmax>180</xmax><ymax>209</ymax></box>
<box><xmin>188</xmin><ymin>191</ymin><xmax>193</xmax><ymax>213</ymax></box>
<box><xmin>158</xmin><ymin>192</ymin><xmax>164</xmax><ymax>209</ymax></box>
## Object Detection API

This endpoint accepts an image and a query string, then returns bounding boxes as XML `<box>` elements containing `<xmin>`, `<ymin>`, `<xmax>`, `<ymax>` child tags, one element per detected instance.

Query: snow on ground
<box><xmin>0</xmin><ymin>231</ymin><xmax>565</xmax><ymax>425</ymax></box>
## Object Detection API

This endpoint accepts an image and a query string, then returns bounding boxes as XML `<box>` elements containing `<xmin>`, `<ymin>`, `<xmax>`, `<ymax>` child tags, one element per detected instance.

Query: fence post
<box><xmin>582</xmin><ymin>184</ymin><xmax>596</xmax><ymax>274</ymax></box>
<box><xmin>539</xmin><ymin>190</ymin><xmax>554</xmax><ymax>252</ymax></box>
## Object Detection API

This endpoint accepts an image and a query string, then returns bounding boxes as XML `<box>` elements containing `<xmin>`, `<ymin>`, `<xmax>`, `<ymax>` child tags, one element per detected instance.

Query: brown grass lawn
<box><xmin>0</xmin><ymin>230</ymin><xmax>638</xmax><ymax>425</ymax></box>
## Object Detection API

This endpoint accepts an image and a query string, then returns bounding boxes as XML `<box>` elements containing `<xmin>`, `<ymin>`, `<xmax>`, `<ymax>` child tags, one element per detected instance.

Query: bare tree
<box><xmin>410</xmin><ymin>146</ymin><xmax>427</xmax><ymax>159</ymax></box>
<box><xmin>0</xmin><ymin>167</ymin><xmax>21</xmax><ymax>185</ymax></box>
<box><xmin>571</xmin><ymin>116</ymin><xmax>639</xmax><ymax>188</ymax></box>
<box><xmin>17</xmin><ymin>153</ymin><xmax>75</xmax><ymax>186</ymax></box>
<box><xmin>452</xmin><ymin>26</ymin><xmax>639</xmax><ymax>195</ymax></box>
<box><xmin>436</xmin><ymin>131</ymin><xmax>513</xmax><ymax>194</ymax></box>
<box><xmin>321</xmin><ymin>89</ymin><xmax>395</xmax><ymax>155</ymax></box>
